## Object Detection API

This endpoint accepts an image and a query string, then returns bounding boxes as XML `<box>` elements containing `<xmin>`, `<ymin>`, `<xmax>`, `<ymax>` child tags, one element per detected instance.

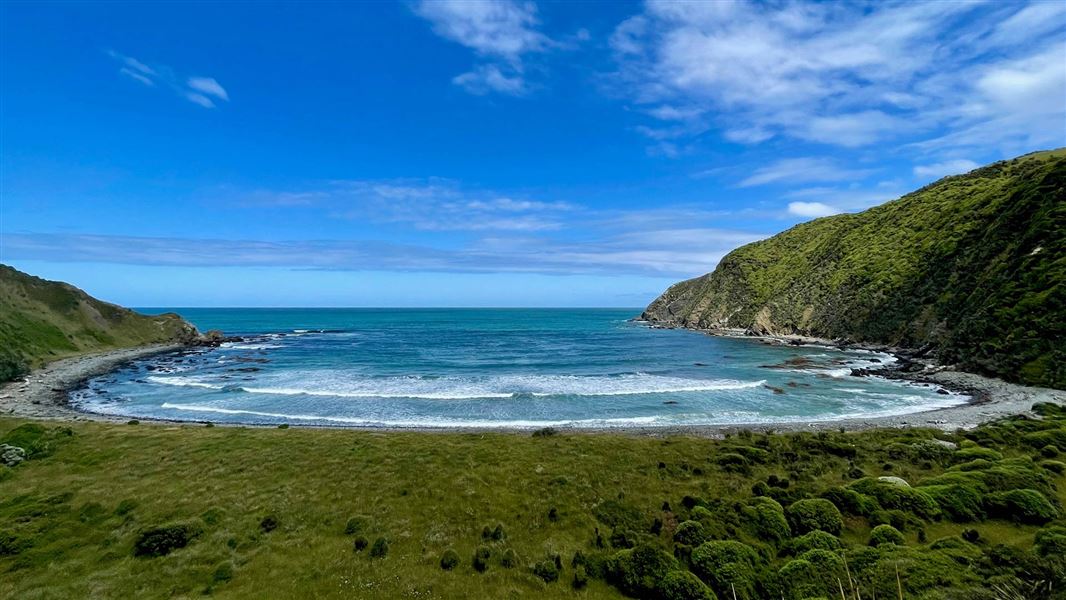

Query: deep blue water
<box><xmin>72</xmin><ymin>308</ymin><xmax>966</xmax><ymax>427</ymax></box>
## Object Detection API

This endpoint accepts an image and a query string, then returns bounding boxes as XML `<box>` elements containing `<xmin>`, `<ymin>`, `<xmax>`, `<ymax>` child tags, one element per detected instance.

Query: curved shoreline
<box><xmin>1</xmin><ymin>344</ymin><xmax>1063</xmax><ymax>435</ymax></box>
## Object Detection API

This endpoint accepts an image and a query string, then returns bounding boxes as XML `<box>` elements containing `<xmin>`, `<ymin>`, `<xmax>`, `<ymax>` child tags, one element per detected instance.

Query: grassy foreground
<box><xmin>2</xmin><ymin>409</ymin><xmax>1065</xmax><ymax>599</ymax></box>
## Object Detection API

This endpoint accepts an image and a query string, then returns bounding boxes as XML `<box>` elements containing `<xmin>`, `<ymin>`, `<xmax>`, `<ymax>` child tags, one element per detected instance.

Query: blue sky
<box><xmin>2</xmin><ymin>1</ymin><xmax>1064</xmax><ymax>307</ymax></box>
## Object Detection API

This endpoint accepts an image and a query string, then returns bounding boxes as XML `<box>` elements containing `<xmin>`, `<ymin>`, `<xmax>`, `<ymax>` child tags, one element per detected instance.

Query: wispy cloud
<box><xmin>913</xmin><ymin>159</ymin><xmax>979</xmax><ymax>180</ymax></box>
<box><xmin>608</xmin><ymin>1</ymin><xmax>1066</xmax><ymax>152</ymax></box>
<box><xmin>738</xmin><ymin>157</ymin><xmax>875</xmax><ymax>187</ymax></box>
<box><xmin>413</xmin><ymin>0</ymin><xmax>568</xmax><ymax>95</ymax></box>
<box><xmin>787</xmin><ymin>201</ymin><xmax>839</xmax><ymax>218</ymax></box>
<box><xmin>107</xmin><ymin>51</ymin><xmax>230</xmax><ymax>108</ymax></box>
<box><xmin>4</xmin><ymin>224</ymin><xmax>764</xmax><ymax>278</ymax></box>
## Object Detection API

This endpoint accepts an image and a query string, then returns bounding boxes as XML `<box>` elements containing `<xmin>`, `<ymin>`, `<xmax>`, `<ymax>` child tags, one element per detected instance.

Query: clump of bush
<box><xmin>849</xmin><ymin>478</ymin><xmax>940</xmax><ymax>520</ymax></box>
<box><xmin>661</xmin><ymin>569</ymin><xmax>717</xmax><ymax>600</ymax></box>
<box><xmin>259</xmin><ymin>515</ymin><xmax>279</xmax><ymax>533</ymax></box>
<box><xmin>715</xmin><ymin>452</ymin><xmax>751</xmax><ymax>474</ymax></box>
<box><xmin>533</xmin><ymin>558</ymin><xmax>559</xmax><ymax>583</ymax></box>
<box><xmin>473</xmin><ymin>545</ymin><xmax>491</xmax><ymax>572</ymax></box>
<box><xmin>673</xmin><ymin>520</ymin><xmax>707</xmax><ymax>546</ymax></box>
<box><xmin>740</xmin><ymin>496</ymin><xmax>790</xmax><ymax>543</ymax></box>
<box><xmin>920</xmin><ymin>484</ymin><xmax>983</xmax><ymax>521</ymax></box>
<box><xmin>439</xmin><ymin>548</ymin><xmax>460</xmax><ymax>570</ymax></box>
<box><xmin>344</xmin><ymin>516</ymin><xmax>369</xmax><ymax>535</ymax></box>
<box><xmin>133</xmin><ymin>523</ymin><xmax>201</xmax><ymax>557</ymax></box>
<box><xmin>821</xmin><ymin>487</ymin><xmax>878</xmax><ymax>517</ymax></box>
<box><xmin>787</xmin><ymin>499</ymin><xmax>843</xmax><ymax>535</ymax></box>
<box><xmin>609</xmin><ymin>543</ymin><xmax>678</xmax><ymax>597</ymax></box>
<box><xmin>212</xmin><ymin>562</ymin><xmax>234</xmax><ymax>583</ymax></box>
<box><xmin>0</xmin><ymin>423</ymin><xmax>72</xmax><ymax>459</ymax></box>
<box><xmin>985</xmin><ymin>489</ymin><xmax>1058</xmax><ymax>524</ymax></box>
<box><xmin>869</xmin><ymin>524</ymin><xmax>905</xmax><ymax>546</ymax></box>
<box><xmin>369</xmin><ymin>537</ymin><xmax>389</xmax><ymax>558</ymax></box>
<box><xmin>1034</xmin><ymin>526</ymin><xmax>1066</xmax><ymax>558</ymax></box>
<box><xmin>954</xmin><ymin>446</ymin><xmax>1002</xmax><ymax>462</ymax></box>
<box><xmin>779</xmin><ymin>549</ymin><xmax>845</xmax><ymax>599</ymax></box>
<box><xmin>353</xmin><ymin>536</ymin><xmax>369</xmax><ymax>552</ymax></box>
<box><xmin>481</xmin><ymin>523</ymin><xmax>505</xmax><ymax>541</ymax></box>
<box><xmin>786</xmin><ymin>530</ymin><xmax>843</xmax><ymax>555</ymax></box>
<box><xmin>691</xmin><ymin>540</ymin><xmax>759</xmax><ymax>598</ymax></box>
<box><xmin>500</xmin><ymin>548</ymin><xmax>517</xmax><ymax>568</ymax></box>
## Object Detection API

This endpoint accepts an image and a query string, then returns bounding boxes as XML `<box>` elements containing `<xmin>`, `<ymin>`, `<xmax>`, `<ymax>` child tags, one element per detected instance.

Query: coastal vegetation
<box><xmin>2</xmin><ymin>404</ymin><xmax>1064</xmax><ymax>598</ymax></box>
<box><xmin>0</xmin><ymin>265</ymin><xmax>198</xmax><ymax>381</ymax></box>
<box><xmin>643</xmin><ymin>149</ymin><xmax>1066</xmax><ymax>389</ymax></box>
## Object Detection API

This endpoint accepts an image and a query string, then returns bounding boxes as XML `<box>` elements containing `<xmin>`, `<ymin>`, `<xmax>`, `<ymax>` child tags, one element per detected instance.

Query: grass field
<box><xmin>2</xmin><ymin>409</ymin><xmax>1064</xmax><ymax>599</ymax></box>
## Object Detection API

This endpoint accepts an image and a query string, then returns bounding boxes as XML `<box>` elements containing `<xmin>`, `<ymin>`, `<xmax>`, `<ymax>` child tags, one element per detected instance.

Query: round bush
<box><xmin>690</xmin><ymin>506</ymin><xmax>715</xmax><ymax>523</ymax></box>
<box><xmin>919</xmin><ymin>484</ymin><xmax>984</xmax><ymax>522</ymax></box>
<box><xmin>533</xmin><ymin>559</ymin><xmax>559</xmax><ymax>583</ymax></box>
<box><xmin>1034</xmin><ymin>526</ymin><xmax>1066</xmax><ymax>558</ymax></box>
<box><xmin>439</xmin><ymin>548</ymin><xmax>460</xmax><ymax>570</ymax></box>
<box><xmin>661</xmin><ymin>570</ymin><xmax>717</xmax><ymax>600</ymax></box>
<box><xmin>673</xmin><ymin>520</ymin><xmax>708</xmax><ymax>546</ymax></box>
<box><xmin>609</xmin><ymin>544</ymin><xmax>678</xmax><ymax>597</ymax></box>
<box><xmin>741</xmin><ymin>497</ymin><xmax>790</xmax><ymax>542</ymax></box>
<box><xmin>473</xmin><ymin>545</ymin><xmax>491</xmax><ymax>572</ymax></box>
<box><xmin>985</xmin><ymin>489</ymin><xmax>1059</xmax><ymax>524</ymax></box>
<box><xmin>787</xmin><ymin>530</ymin><xmax>843</xmax><ymax>555</ymax></box>
<box><xmin>572</xmin><ymin>565</ymin><xmax>588</xmax><ymax>589</ymax></box>
<box><xmin>954</xmin><ymin>446</ymin><xmax>1002</xmax><ymax>462</ymax></box>
<box><xmin>691</xmin><ymin>540</ymin><xmax>759</xmax><ymax>597</ymax></box>
<box><xmin>849</xmin><ymin>479</ymin><xmax>940</xmax><ymax>520</ymax></box>
<box><xmin>821</xmin><ymin>487</ymin><xmax>878</xmax><ymax>517</ymax></box>
<box><xmin>787</xmin><ymin>499</ymin><xmax>843</xmax><ymax>535</ymax></box>
<box><xmin>353</xmin><ymin>536</ymin><xmax>369</xmax><ymax>551</ymax></box>
<box><xmin>344</xmin><ymin>516</ymin><xmax>369</xmax><ymax>535</ymax></box>
<box><xmin>868</xmin><ymin>524</ymin><xmax>905</xmax><ymax>546</ymax></box>
<box><xmin>259</xmin><ymin>515</ymin><xmax>279</xmax><ymax>533</ymax></box>
<box><xmin>369</xmin><ymin>537</ymin><xmax>389</xmax><ymax>558</ymax></box>
<box><xmin>500</xmin><ymin>548</ymin><xmax>517</xmax><ymax>568</ymax></box>
<box><xmin>1040</xmin><ymin>444</ymin><xmax>1060</xmax><ymax>458</ymax></box>
<box><xmin>133</xmin><ymin>523</ymin><xmax>201</xmax><ymax>558</ymax></box>
<box><xmin>1040</xmin><ymin>460</ymin><xmax>1065</xmax><ymax>474</ymax></box>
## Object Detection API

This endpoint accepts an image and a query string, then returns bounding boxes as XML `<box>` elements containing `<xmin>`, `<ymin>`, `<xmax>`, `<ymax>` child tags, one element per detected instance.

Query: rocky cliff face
<box><xmin>0</xmin><ymin>265</ymin><xmax>199</xmax><ymax>379</ymax></box>
<box><xmin>643</xmin><ymin>149</ymin><xmax>1066</xmax><ymax>389</ymax></box>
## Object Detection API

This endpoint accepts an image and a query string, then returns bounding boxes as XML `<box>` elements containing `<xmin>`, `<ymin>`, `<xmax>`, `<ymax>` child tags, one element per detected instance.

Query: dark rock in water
<box><xmin>869</xmin><ymin>358</ymin><xmax>882</xmax><ymax>363</ymax></box>
<box><xmin>662</xmin><ymin>400</ymin><xmax>679</xmax><ymax>405</ymax></box>
<box><xmin>763</xmin><ymin>384</ymin><xmax>786</xmax><ymax>394</ymax></box>
<box><xmin>231</xmin><ymin>367</ymin><xmax>261</xmax><ymax>373</ymax></box>
<box><xmin>191</xmin><ymin>329</ymin><xmax>244</xmax><ymax>347</ymax></box>
<box><xmin>936</xmin><ymin>388</ymin><xmax>950</xmax><ymax>395</ymax></box>
<box><xmin>693</xmin><ymin>362</ymin><xmax>708</xmax><ymax>367</ymax></box>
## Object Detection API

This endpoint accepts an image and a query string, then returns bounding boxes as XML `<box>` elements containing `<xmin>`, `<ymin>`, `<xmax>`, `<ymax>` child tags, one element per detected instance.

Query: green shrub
<box><xmin>473</xmin><ymin>545</ymin><xmax>491</xmax><ymax>572</ymax></box>
<box><xmin>787</xmin><ymin>499</ymin><xmax>843</xmax><ymax>535</ymax></box>
<box><xmin>741</xmin><ymin>496</ymin><xmax>790</xmax><ymax>542</ymax></box>
<box><xmin>572</xmin><ymin>565</ymin><xmax>588</xmax><ymax>589</ymax></box>
<box><xmin>1040</xmin><ymin>444</ymin><xmax>1060</xmax><ymax>458</ymax></box>
<box><xmin>821</xmin><ymin>487</ymin><xmax>878</xmax><ymax>516</ymax></box>
<box><xmin>369</xmin><ymin>537</ymin><xmax>389</xmax><ymax>558</ymax></box>
<box><xmin>715</xmin><ymin>453</ymin><xmax>750</xmax><ymax>474</ymax></box>
<box><xmin>955</xmin><ymin>446</ymin><xmax>1002</xmax><ymax>462</ymax></box>
<box><xmin>920</xmin><ymin>484</ymin><xmax>984</xmax><ymax>521</ymax></box>
<box><xmin>0</xmin><ymin>353</ymin><xmax>28</xmax><ymax>383</ymax></box>
<box><xmin>985</xmin><ymin>489</ymin><xmax>1058</xmax><ymax>524</ymax></box>
<box><xmin>609</xmin><ymin>544</ymin><xmax>679</xmax><ymax>598</ymax></box>
<box><xmin>1022</xmin><ymin>429</ymin><xmax>1066</xmax><ymax>450</ymax></box>
<box><xmin>674</xmin><ymin>520</ymin><xmax>708</xmax><ymax>546</ymax></box>
<box><xmin>439</xmin><ymin>548</ymin><xmax>460</xmax><ymax>570</ymax></box>
<box><xmin>344</xmin><ymin>516</ymin><xmax>368</xmax><ymax>535</ymax></box>
<box><xmin>500</xmin><ymin>548</ymin><xmax>517</xmax><ymax>568</ymax></box>
<box><xmin>212</xmin><ymin>562</ymin><xmax>234</xmax><ymax>583</ymax></box>
<box><xmin>661</xmin><ymin>570</ymin><xmax>717</xmax><ymax>600</ymax></box>
<box><xmin>780</xmin><ymin>549</ymin><xmax>845</xmax><ymax>599</ymax></box>
<box><xmin>1034</xmin><ymin>526</ymin><xmax>1066</xmax><ymax>558</ymax></box>
<box><xmin>259</xmin><ymin>515</ymin><xmax>279</xmax><ymax>533</ymax></box>
<box><xmin>533</xmin><ymin>559</ymin><xmax>559</xmax><ymax>583</ymax></box>
<box><xmin>869</xmin><ymin>525</ymin><xmax>905</xmax><ymax>546</ymax></box>
<box><xmin>0</xmin><ymin>423</ymin><xmax>71</xmax><ymax>459</ymax></box>
<box><xmin>849</xmin><ymin>479</ymin><xmax>940</xmax><ymax>520</ymax></box>
<box><xmin>787</xmin><ymin>530</ymin><xmax>844</xmax><ymax>555</ymax></box>
<box><xmin>691</xmin><ymin>540</ymin><xmax>759</xmax><ymax>598</ymax></box>
<box><xmin>1040</xmin><ymin>459</ymin><xmax>1065</xmax><ymax>474</ymax></box>
<box><xmin>353</xmin><ymin>536</ymin><xmax>369</xmax><ymax>551</ymax></box>
<box><xmin>133</xmin><ymin>523</ymin><xmax>201</xmax><ymax>557</ymax></box>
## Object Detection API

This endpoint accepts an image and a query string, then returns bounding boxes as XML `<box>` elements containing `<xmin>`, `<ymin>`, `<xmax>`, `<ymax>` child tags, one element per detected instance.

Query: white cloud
<box><xmin>453</xmin><ymin>64</ymin><xmax>527</xmax><ymax>95</ymax></box>
<box><xmin>413</xmin><ymin>0</ymin><xmax>559</xmax><ymax>95</ymax></box>
<box><xmin>187</xmin><ymin>77</ymin><xmax>229</xmax><ymax>101</ymax></box>
<box><xmin>787</xmin><ymin>201</ymin><xmax>840</xmax><ymax>218</ymax></box>
<box><xmin>913</xmin><ymin>159</ymin><xmax>979</xmax><ymax>180</ymax></box>
<box><xmin>609</xmin><ymin>1</ymin><xmax>1066</xmax><ymax>151</ymax></box>
<box><xmin>107</xmin><ymin>51</ymin><xmax>229</xmax><ymax>109</ymax></box>
<box><xmin>738</xmin><ymin>157</ymin><xmax>875</xmax><ymax>187</ymax></box>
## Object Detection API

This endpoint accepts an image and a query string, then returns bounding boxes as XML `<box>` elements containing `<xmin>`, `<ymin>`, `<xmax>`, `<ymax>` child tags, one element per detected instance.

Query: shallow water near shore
<box><xmin>71</xmin><ymin>308</ymin><xmax>967</xmax><ymax>427</ymax></box>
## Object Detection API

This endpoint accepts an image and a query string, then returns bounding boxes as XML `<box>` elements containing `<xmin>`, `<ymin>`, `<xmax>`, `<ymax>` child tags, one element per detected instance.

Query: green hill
<box><xmin>0</xmin><ymin>265</ymin><xmax>198</xmax><ymax>381</ymax></box>
<box><xmin>643</xmin><ymin>149</ymin><xmax>1066</xmax><ymax>389</ymax></box>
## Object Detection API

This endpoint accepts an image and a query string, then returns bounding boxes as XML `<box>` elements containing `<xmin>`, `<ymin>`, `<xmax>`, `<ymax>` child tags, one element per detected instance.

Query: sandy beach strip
<box><xmin>0</xmin><ymin>344</ymin><xmax>1063</xmax><ymax>434</ymax></box>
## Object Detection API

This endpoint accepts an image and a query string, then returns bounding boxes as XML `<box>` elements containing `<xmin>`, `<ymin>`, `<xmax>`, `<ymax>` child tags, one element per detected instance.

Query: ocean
<box><xmin>71</xmin><ymin>308</ymin><xmax>967</xmax><ymax>427</ymax></box>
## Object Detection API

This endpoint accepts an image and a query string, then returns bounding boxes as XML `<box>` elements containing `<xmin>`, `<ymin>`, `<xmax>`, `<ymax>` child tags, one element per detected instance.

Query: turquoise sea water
<box><xmin>72</xmin><ymin>308</ymin><xmax>967</xmax><ymax>428</ymax></box>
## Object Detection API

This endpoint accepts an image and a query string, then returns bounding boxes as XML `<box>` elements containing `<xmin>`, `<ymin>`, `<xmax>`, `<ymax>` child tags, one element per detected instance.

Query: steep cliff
<box><xmin>643</xmin><ymin>149</ymin><xmax>1065</xmax><ymax>388</ymax></box>
<box><xmin>0</xmin><ymin>265</ymin><xmax>198</xmax><ymax>380</ymax></box>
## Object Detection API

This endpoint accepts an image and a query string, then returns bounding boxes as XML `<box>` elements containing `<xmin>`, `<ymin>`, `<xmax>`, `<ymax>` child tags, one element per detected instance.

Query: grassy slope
<box><xmin>1</xmin><ymin>409</ymin><xmax>1063</xmax><ymax>599</ymax></box>
<box><xmin>643</xmin><ymin>149</ymin><xmax>1066</xmax><ymax>389</ymax></box>
<box><xmin>0</xmin><ymin>264</ymin><xmax>197</xmax><ymax>378</ymax></box>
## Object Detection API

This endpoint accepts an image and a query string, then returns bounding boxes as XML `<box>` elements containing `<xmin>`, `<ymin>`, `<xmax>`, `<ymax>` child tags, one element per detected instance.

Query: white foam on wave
<box><xmin>220</xmin><ymin>342</ymin><xmax>282</xmax><ymax>350</ymax></box>
<box><xmin>158</xmin><ymin>402</ymin><xmax>663</xmax><ymax>428</ymax></box>
<box><xmin>145</xmin><ymin>372</ymin><xmax>766</xmax><ymax>400</ymax></box>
